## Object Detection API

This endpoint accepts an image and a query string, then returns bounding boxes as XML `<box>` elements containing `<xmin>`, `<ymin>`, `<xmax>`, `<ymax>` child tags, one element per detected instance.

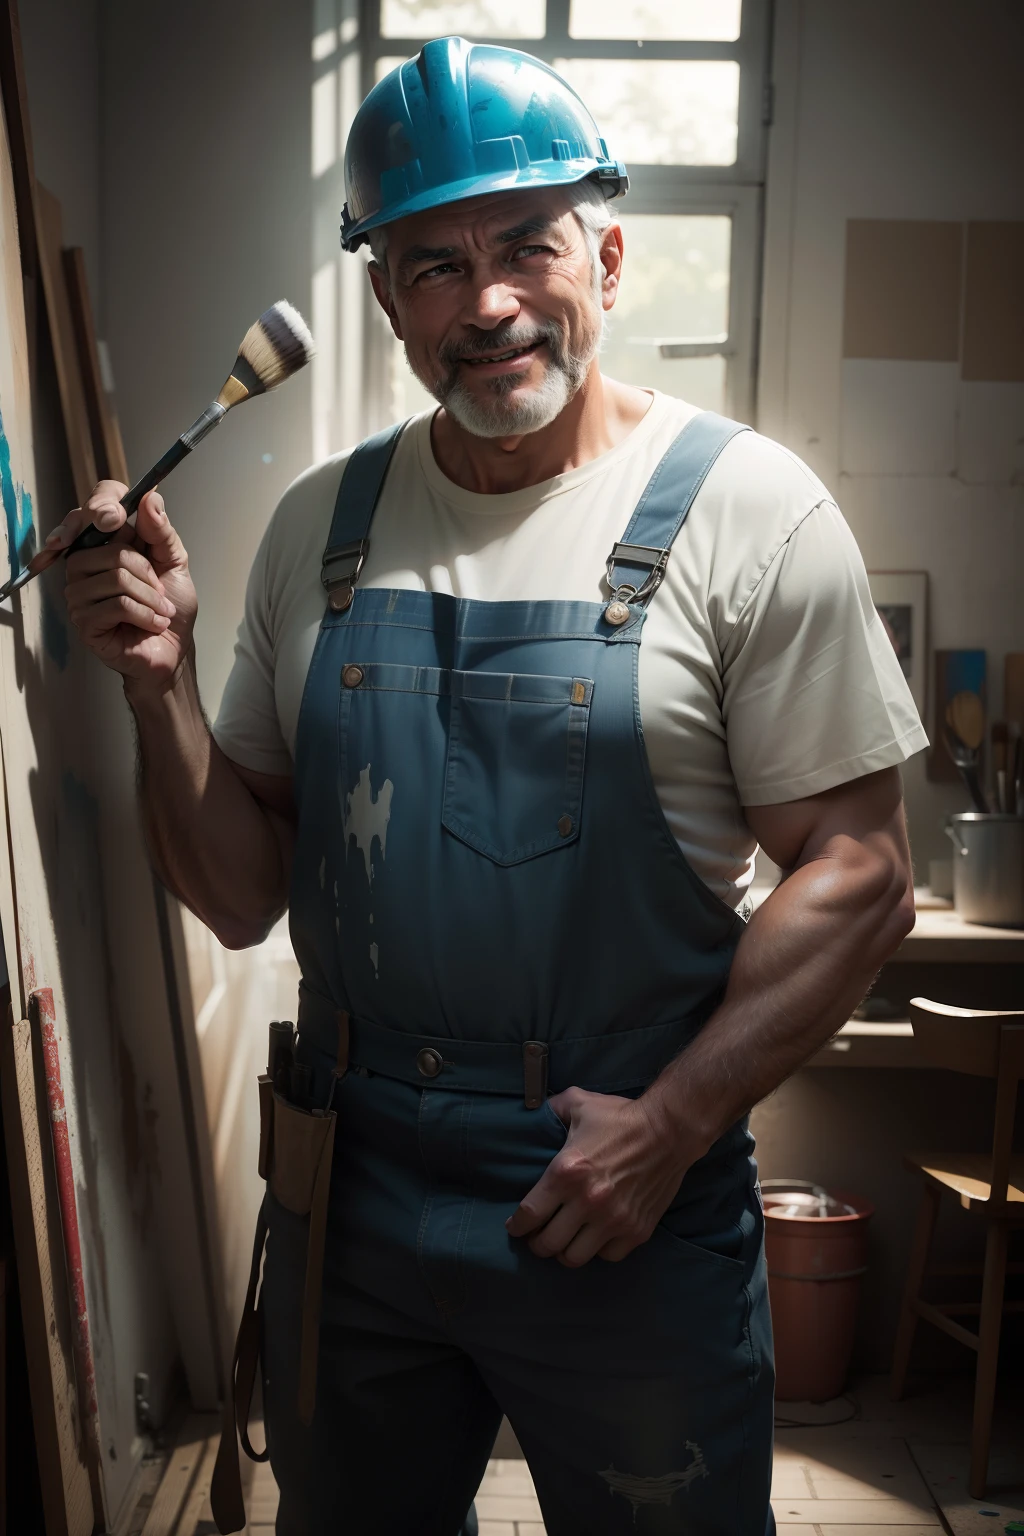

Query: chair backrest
<box><xmin>909</xmin><ymin>998</ymin><xmax>1024</xmax><ymax>1205</ymax></box>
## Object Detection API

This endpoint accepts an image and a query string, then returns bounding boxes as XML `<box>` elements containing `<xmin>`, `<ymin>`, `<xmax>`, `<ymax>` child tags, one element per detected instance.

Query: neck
<box><xmin>429</xmin><ymin>365</ymin><xmax>652</xmax><ymax>495</ymax></box>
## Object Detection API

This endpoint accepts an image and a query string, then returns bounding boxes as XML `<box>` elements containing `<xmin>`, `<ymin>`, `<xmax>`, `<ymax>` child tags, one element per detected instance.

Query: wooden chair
<box><xmin>890</xmin><ymin>998</ymin><xmax>1024</xmax><ymax>1498</ymax></box>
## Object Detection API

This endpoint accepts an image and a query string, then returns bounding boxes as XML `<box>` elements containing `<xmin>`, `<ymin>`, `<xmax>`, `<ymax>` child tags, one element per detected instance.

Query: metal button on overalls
<box><xmin>416</xmin><ymin>1047</ymin><xmax>443</xmax><ymax>1078</ymax></box>
<box><xmin>261</xmin><ymin>413</ymin><xmax>776</xmax><ymax>1536</ymax></box>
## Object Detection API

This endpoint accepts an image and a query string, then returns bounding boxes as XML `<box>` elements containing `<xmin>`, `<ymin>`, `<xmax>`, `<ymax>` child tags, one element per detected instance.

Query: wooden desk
<box><xmin>888</xmin><ymin>903</ymin><xmax>1024</xmax><ymax>964</ymax></box>
<box><xmin>745</xmin><ymin>887</ymin><xmax>1024</xmax><ymax>1067</ymax></box>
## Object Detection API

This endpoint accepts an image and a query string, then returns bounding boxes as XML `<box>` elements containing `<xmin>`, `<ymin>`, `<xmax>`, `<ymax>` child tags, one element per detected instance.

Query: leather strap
<box><xmin>210</xmin><ymin>1201</ymin><xmax>270</xmax><ymax>1533</ymax></box>
<box><xmin>522</xmin><ymin>1041</ymin><xmax>549</xmax><ymax>1109</ymax></box>
<box><xmin>297</xmin><ymin>1113</ymin><xmax>337</xmax><ymax>1423</ymax></box>
<box><xmin>257</xmin><ymin>1074</ymin><xmax>274</xmax><ymax>1179</ymax></box>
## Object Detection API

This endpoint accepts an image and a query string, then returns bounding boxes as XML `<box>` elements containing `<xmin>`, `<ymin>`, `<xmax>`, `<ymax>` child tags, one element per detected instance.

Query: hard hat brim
<box><xmin>342</xmin><ymin>162</ymin><xmax>627</xmax><ymax>253</ymax></box>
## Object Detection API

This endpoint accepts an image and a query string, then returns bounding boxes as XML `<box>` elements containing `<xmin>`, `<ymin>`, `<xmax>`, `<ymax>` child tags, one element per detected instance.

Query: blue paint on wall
<box><xmin>0</xmin><ymin>396</ymin><xmax>37</xmax><ymax>579</ymax></box>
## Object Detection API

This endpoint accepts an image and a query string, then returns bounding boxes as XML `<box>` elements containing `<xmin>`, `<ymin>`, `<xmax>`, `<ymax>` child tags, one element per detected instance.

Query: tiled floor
<box><xmin>129</xmin><ymin>1375</ymin><xmax>1023</xmax><ymax>1534</ymax></box>
<box><xmin>475</xmin><ymin>1430</ymin><xmax>963</xmax><ymax>1535</ymax></box>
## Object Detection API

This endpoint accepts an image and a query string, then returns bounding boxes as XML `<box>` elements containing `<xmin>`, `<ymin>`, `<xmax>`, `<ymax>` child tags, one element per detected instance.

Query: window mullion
<box><xmin>360</xmin><ymin>0</ymin><xmax>380</xmax><ymax>98</ymax></box>
<box><xmin>545</xmin><ymin>0</ymin><xmax>571</xmax><ymax>47</ymax></box>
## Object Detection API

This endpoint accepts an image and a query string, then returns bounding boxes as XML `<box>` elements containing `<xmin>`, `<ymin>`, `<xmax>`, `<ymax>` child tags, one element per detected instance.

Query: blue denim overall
<box><xmin>262</xmin><ymin>412</ymin><xmax>775</xmax><ymax>1535</ymax></box>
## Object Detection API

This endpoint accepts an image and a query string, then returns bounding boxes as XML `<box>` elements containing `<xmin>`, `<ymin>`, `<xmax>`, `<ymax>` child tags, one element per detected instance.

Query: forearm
<box><xmin>125</xmin><ymin>654</ymin><xmax>292</xmax><ymax>947</ymax></box>
<box><xmin>644</xmin><ymin>839</ymin><xmax>915</xmax><ymax>1160</ymax></box>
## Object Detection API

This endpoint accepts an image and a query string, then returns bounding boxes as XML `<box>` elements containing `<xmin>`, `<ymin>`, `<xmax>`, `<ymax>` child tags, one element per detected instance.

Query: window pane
<box><xmin>375</xmin><ymin>54</ymin><xmax>410</xmax><ymax>84</ymax></box>
<box><xmin>602</xmin><ymin>214</ymin><xmax>730</xmax><ymax>410</ymax></box>
<box><xmin>569</xmin><ymin>0</ymin><xmax>741</xmax><ymax>41</ymax></box>
<box><xmin>613</xmin><ymin>352</ymin><xmax>727</xmax><ymax>412</ymax></box>
<box><xmin>554</xmin><ymin>58</ymin><xmax>738</xmax><ymax>164</ymax></box>
<box><xmin>380</xmin><ymin>0</ymin><xmax>545</xmax><ymax>38</ymax></box>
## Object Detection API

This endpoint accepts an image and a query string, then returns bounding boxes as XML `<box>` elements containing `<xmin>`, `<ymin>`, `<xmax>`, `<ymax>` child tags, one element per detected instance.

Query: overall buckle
<box><xmin>322</xmin><ymin>538</ymin><xmax>370</xmax><ymax>612</ymax></box>
<box><xmin>603</xmin><ymin>541</ymin><xmax>670</xmax><ymax>625</ymax></box>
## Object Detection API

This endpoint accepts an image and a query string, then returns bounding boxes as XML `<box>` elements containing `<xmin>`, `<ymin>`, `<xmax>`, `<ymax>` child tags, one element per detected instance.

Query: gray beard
<box><xmin>412</xmin><ymin>318</ymin><xmax>599</xmax><ymax>439</ymax></box>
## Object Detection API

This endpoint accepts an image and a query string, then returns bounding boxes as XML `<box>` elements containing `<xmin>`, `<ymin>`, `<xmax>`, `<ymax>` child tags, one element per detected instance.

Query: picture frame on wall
<box><xmin>867</xmin><ymin>570</ymin><xmax>929</xmax><ymax>719</ymax></box>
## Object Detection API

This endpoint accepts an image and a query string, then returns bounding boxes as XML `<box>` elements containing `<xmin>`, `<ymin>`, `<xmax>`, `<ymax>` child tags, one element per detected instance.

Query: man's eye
<box><xmin>513</xmin><ymin>244</ymin><xmax>548</xmax><ymax>259</ymax></box>
<box><xmin>419</xmin><ymin>263</ymin><xmax>458</xmax><ymax>280</ymax></box>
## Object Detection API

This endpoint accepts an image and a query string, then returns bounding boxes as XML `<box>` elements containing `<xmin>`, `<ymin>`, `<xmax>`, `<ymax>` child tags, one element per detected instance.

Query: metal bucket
<box><xmin>945</xmin><ymin>813</ymin><xmax>1024</xmax><ymax>927</ymax></box>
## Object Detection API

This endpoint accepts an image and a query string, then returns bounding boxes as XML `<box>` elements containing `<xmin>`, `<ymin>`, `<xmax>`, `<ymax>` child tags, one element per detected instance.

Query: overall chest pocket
<box><xmin>442</xmin><ymin>670</ymin><xmax>593</xmax><ymax>866</ymax></box>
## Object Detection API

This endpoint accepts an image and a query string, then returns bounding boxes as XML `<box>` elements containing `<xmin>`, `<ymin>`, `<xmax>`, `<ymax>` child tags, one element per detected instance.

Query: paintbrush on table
<box><xmin>945</xmin><ymin>690</ymin><xmax>989</xmax><ymax>813</ymax></box>
<box><xmin>991</xmin><ymin>720</ymin><xmax>1008</xmax><ymax>812</ymax></box>
<box><xmin>0</xmin><ymin>300</ymin><xmax>315</xmax><ymax>603</ymax></box>
<box><xmin>1009</xmin><ymin>720</ymin><xmax>1023</xmax><ymax>815</ymax></box>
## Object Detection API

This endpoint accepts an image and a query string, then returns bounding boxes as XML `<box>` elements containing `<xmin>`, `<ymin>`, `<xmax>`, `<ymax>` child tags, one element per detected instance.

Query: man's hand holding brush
<box><xmin>56</xmin><ymin>483</ymin><xmax>196</xmax><ymax>693</ymax></box>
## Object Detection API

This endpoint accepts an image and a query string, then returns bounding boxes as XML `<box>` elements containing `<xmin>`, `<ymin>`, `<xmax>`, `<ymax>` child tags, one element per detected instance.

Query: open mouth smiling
<box><xmin>459</xmin><ymin>339</ymin><xmax>547</xmax><ymax>369</ymax></box>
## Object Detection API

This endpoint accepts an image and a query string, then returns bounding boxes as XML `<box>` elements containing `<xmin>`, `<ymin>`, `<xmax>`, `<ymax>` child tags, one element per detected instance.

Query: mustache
<box><xmin>436</xmin><ymin>320</ymin><xmax>562</xmax><ymax>371</ymax></box>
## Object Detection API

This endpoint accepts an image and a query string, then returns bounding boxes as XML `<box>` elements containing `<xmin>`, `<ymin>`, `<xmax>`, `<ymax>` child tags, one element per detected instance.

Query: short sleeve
<box><xmin>723</xmin><ymin>501</ymin><xmax>929</xmax><ymax>805</ymax></box>
<box><xmin>212</xmin><ymin>518</ymin><xmax>294</xmax><ymax>776</ymax></box>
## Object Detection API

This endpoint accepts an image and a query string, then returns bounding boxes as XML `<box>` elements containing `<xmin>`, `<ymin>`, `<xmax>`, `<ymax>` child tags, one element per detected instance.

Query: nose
<box><xmin>459</xmin><ymin>279</ymin><xmax>520</xmax><ymax>332</ymax></box>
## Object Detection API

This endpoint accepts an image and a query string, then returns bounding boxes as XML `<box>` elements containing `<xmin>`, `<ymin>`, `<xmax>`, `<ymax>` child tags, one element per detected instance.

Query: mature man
<box><xmin>57</xmin><ymin>38</ymin><xmax>924</xmax><ymax>1536</ymax></box>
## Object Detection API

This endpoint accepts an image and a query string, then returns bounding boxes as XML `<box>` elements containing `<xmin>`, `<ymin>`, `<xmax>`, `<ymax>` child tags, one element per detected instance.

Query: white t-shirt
<box><xmin>213</xmin><ymin>391</ymin><xmax>928</xmax><ymax>906</ymax></box>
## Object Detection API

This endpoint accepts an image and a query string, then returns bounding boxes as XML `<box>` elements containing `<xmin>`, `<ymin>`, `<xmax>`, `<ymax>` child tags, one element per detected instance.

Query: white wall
<box><xmin>759</xmin><ymin>0</ymin><xmax>1024</xmax><ymax>877</ymax></box>
<box><xmin>100</xmin><ymin>0</ymin><xmax>315</xmax><ymax>715</ymax></box>
<box><xmin>19</xmin><ymin>0</ymin><xmax>101</xmax><ymax>293</ymax></box>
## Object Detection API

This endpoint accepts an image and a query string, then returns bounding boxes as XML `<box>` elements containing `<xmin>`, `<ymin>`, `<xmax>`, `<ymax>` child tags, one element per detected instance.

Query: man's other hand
<box><xmin>506</xmin><ymin>1087</ymin><xmax>695</xmax><ymax>1267</ymax></box>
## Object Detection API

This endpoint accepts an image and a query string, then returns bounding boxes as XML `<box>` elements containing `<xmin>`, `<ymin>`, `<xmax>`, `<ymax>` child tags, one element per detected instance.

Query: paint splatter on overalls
<box><xmin>262</xmin><ymin>412</ymin><xmax>776</xmax><ymax>1535</ymax></box>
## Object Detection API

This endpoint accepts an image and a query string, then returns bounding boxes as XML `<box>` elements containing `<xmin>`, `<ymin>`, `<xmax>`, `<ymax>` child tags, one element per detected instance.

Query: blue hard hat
<box><xmin>340</xmin><ymin>36</ymin><xmax>628</xmax><ymax>252</ymax></box>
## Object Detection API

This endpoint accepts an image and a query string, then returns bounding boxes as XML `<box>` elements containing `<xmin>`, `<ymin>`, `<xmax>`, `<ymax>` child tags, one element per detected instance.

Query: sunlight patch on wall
<box><xmin>312</xmin><ymin>69</ymin><xmax>338</xmax><ymax>178</ymax></box>
<box><xmin>312</xmin><ymin>261</ymin><xmax>338</xmax><ymax>461</ymax></box>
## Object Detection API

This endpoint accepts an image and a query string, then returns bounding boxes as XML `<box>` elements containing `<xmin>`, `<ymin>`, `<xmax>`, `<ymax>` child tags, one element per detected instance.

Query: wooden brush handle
<box><xmin>66</xmin><ymin>438</ymin><xmax>191</xmax><ymax>555</ymax></box>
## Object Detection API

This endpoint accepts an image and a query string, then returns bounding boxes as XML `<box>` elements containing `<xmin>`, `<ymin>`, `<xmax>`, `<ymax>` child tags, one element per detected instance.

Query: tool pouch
<box><xmin>211</xmin><ymin>1021</ymin><xmax>346</xmax><ymax>1534</ymax></box>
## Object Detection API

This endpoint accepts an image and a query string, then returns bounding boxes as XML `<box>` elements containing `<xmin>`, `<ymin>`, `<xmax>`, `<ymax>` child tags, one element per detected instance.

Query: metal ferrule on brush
<box><xmin>181</xmin><ymin>401</ymin><xmax>228</xmax><ymax>450</ymax></box>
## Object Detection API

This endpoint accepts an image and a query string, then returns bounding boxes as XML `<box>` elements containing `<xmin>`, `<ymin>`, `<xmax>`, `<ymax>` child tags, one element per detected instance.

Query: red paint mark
<box><xmin>35</xmin><ymin>988</ymin><xmax>101</xmax><ymax>1438</ymax></box>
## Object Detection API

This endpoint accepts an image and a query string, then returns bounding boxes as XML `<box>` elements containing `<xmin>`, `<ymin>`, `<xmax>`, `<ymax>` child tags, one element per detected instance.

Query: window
<box><xmin>381</xmin><ymin>0</ymin><xmax>546</xmax><ymax>38</ymax></box>
<box><xmin>553</xmin><ymin>60</ymin><xmax>741</xmax><ymax>166</ymax></box>
<box><xmin>319</xmin><ymin>0</ymin><xmax>769</xmax><ymax>436</ymax></box>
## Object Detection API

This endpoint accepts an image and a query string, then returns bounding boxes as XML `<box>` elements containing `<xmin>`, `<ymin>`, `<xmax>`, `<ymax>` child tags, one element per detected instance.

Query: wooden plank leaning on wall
<box><xmin>0</xmin><ymin>5</ymin><xmax>99</xmax><ymax>1524</ymax></box>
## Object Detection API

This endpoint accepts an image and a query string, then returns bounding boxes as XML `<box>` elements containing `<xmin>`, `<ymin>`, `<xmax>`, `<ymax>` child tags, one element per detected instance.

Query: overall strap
<box><xmin>321</xmin><ymin>419</ymin><xmax>410</xmax><ymax>611</ymax></box>
<box><xmin>603</xmin><ymin>411</ymin><xmax>749</xmax><ymax>626</ymax></box>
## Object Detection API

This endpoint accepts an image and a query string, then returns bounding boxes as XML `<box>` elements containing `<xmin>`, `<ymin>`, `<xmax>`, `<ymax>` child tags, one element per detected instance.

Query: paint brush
<box><xmin>0</xmin><ymin>300</ymin><xmax>315</xmax><ymax>603</ymax></box>
<box><xmin>1009</xmin><ymin>721</ymin><xmax>1023</xmax><ymax>815</ymax></box>
<box><xmin>991</xmin><ymin>720</ymin><xmax>1008</xmax><ymax>812</ymax></box>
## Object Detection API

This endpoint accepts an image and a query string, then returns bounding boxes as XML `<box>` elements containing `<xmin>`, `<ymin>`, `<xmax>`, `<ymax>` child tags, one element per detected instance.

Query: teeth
<box><xmin>467</xmin><ymin>344</ymin><xmax>537</xmax><ymax>364</ymax></box>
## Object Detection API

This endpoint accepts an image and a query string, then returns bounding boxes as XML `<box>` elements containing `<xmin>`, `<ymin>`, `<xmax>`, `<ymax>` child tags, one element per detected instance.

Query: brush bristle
<box><xmin>236</xmin><ymin>301</ymin><xmax>315</xmax><ymax>391</ymax></box>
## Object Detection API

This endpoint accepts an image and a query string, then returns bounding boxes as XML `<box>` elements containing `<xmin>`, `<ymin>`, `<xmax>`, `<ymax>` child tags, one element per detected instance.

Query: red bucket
<box><xmin>762</xmin><ymin>1180</ymin><xmax>873</xmax><ymax>1402</ymax></box>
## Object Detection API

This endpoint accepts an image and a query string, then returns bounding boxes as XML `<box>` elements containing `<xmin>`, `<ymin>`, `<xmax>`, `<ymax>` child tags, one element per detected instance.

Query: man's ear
<box><xmin>598</xmin><ymin>222</ymin><xmax>624</xmax><ymax>312</ymax></box>
<box><xmin>368</xmin><ymin>261</ymin><xmax>404</xmax><ymax>341</ymax></box>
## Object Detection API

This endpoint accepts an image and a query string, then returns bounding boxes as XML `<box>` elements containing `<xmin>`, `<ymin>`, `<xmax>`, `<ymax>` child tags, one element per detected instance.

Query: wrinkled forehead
<box><xmin>385</xmin><ymin>184</ymin><xmax>582</xmax><ymax>260</ymax></box>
